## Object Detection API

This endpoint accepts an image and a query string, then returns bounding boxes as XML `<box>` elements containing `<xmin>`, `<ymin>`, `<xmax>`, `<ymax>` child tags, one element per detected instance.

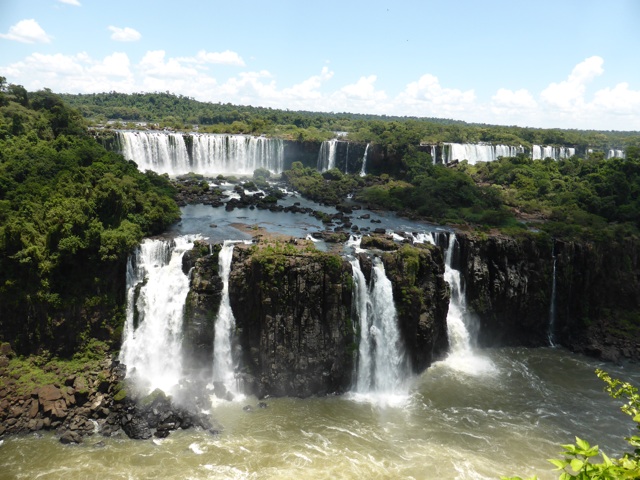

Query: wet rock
<box><xmin>59</xmin><ymin>430</ymin><xmax>82</xmax><ymax>444</ymax></box>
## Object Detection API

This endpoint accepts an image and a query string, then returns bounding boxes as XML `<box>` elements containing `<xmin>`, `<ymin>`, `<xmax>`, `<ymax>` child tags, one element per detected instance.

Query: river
<box><xmin>1</xmin><ymin>347</ymin><xmax>638</xmax><ymax>479</ymax></box>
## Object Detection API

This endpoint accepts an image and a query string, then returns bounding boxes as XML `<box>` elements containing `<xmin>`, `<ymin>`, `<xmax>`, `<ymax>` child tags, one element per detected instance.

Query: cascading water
<box><xmin>532</xmin><ymin>145</ymin><xmax>576</xmax><ymax>160</ymax></box>
<box><xmin>607</xmin><ymin>149</ymin><xmax>625</xmax><ymax>159</ymax></box>
<box><xmin>359</xmin><ymin>143</ymin><xmax>369</xmax><ymax>176</ymax></box>
<box><xmin>548</xmin><ymin>242</ymin><xmax>557</xmax><ymax>346</ymax></box>
<box><xmin>350</xmin><ymin>256</ymin><xmax>407</xmax><ymax>397</ymax></box>
<box><xmin>317</xmin><ymin>139</ymin><xmax>338</xmax><ymax>172</ymax></box>
<box><xmin>116</xmin><ymin>131</ymin><xmax>284</xmax><ymax>176</ymax></box>
<box><xmin>120</xmin><ymin>236</ymin><xmax>197</xmax><ymax>394</ymax></box>
<box><xmin>430</xmin><ymin>145</ymin><xmax>437</xmax><ymax>164</ymax></box>
<box><xmin>444</xmin><ymin>143</ymin><xmax>524</xmax><ymax>164</ymax></box>
<box><xmin>191</xmin><ymin>134</ymin><xmax>284</xmax><ymax>175</ymax></box>
<box><xmin>431</xmin><ymin>232</ymin><xmax>494</xmax><ymax>374</ymax></box>
<box><xmin>211</xmin><ymin>241</ymin><xmax>242</xmax><ymax>398</ymax></box>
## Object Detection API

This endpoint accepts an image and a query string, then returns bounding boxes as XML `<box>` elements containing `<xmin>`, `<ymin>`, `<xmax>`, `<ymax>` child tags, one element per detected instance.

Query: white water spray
<box><xmin>120</xmin><ymin>236</ymin><xmax>198</xmax><ymax>394</ymax></box>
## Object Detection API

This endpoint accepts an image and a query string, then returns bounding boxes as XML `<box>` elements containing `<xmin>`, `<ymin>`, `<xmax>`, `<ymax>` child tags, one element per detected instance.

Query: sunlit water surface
<box><xmin>2</xmin><ymin>347</ymin><xmax>638</xmax><ymax>480</ymax></box>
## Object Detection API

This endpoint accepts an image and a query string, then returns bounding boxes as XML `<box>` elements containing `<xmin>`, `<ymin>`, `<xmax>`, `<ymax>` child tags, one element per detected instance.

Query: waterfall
<box><xmin>443</xmin><ymin>143</ymin><xmax>523</xmax><ymax>164</ymax></box>
<box><xmin>350</xmin><ymin>257</ymin><xmax>407</xmax><ymax>395</ymax></box>
<box><xmin>532</xmin><ymin>145</ymin><xmax>576</xmax><ymax>160</ymax></box>
<box><xmin>317</xmin><ymin>139</ymin><xmax>338</xmax><ymax>172</ymax></box>
<box><xmin>191</xmin><ymin>134</ymin><xmax>284</xmax><ymax>175</ymax></box>
<box><xmin>359</xmin><ymin>143</ymin><xmax>370</xmax><ymax>176</ymax></box>
<box><xmin>116</xmin><ymin>131</ymin><xmax>284</xmax><ymax>176</ymax></box>
<box><xmin>430</xmin><ymin>145</ymin><xmax>437</xmax><ymax>164</ymax></box>
<box><xmin>434</xmin><ymin>232</ymin><xmax>494</xmax><ymax>374</ymax></box>
<box><xmin>212</xmin><ymin>241</ymin><xmax>242</xmax><ymax>397</ymax></box>
<box><xmin>548</xmin><ymin>243</ymin><xmax>557</xmax><ymax>346</ymax></box>
<box><xmin>120</xmin><ymin>236</ymin><xmax>197</xmax><ymax>395</ymax></box>
<box><xmin>607</xmin><ymin>149</ymin><xmax>625</xmax><ymax>159</ymax></box>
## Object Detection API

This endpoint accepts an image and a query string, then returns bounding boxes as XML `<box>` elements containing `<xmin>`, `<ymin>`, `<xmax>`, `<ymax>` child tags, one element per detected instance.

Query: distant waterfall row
<box><xmin>115</xmin><ymin>131</ymin><xmax>284</xmax><ymax>176</ymax></box>
<box><xmin>531</xmin><ymin>145</ymin><xmax>576</xmax><ymax>160</ymax></box>
<box><xmin>443</xmin><ymin>143</ymin><xmax>525</xmax><ymax>165</ymax></box>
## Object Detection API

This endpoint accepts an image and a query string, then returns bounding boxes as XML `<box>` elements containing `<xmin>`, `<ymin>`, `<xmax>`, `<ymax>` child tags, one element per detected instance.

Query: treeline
<box><xmin>60</xmin><ymin>91</ymin><xmax>640</xmax><ymax>151</ymax></box>
<box><xmin>0</xmin><ymin>79</ymin><xmax>180</xmax><ymax>356</ymax></box>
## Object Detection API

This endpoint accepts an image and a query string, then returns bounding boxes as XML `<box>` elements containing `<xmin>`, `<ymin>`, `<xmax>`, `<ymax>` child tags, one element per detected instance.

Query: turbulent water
<box><xmin>2</xmin><ymin>348</ymin><xmax>638</xmax><ymax>479</ymax></box>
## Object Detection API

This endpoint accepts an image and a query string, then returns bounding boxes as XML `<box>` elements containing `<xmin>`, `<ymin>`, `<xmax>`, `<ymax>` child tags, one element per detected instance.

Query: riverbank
<box><xmin>0</xmin><ymin>342</ymin><xmax>219</xmax><ymax>443</ymax></box>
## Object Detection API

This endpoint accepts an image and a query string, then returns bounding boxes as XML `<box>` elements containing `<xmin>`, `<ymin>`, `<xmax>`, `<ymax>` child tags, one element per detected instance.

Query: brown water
<box><xmin>1</xmin><ymin>347</ymin><xmax>637</xmax><ymax>480</ymax></box>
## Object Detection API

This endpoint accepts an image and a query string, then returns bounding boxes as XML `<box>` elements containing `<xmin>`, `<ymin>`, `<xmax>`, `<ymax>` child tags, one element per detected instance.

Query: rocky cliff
<box><xmin>228</xmin><ymin>240</ymin><xmax>354</xmax><ymax>398</ymax></box>
<box><xmin>456</xmin><ymin>231</ymin><xmax>640</xmax><ymax>362</ymax></box>
<box><xmin>182</xmin><ymin>236</ymin><xmax>451</xmax><ymax>398</ymax></box>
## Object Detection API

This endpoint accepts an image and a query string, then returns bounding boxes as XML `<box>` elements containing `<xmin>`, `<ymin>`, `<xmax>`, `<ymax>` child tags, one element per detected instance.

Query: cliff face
<box><xmin>455</xmin><ymin>232</ymin><xmax>553</xmax><ymax>348</ymax></box>
<box><xmin>182</xmin><ymin>241</ymin><xmax>223</xmax><ymax>373</ymax></box>
<box><xmin>553</xmin><ymin>237</ymin><xmax>640</xmax><ymax>362</ymax></box>
<box><xmin>228</xmin><ymin>243</ymin><xmax>354</xmax><ymax>398</ymax></box>
<box><xmin>456</xmin><ymin>232</ymin><xmax>640</xmax><ymax>362</ymax></box>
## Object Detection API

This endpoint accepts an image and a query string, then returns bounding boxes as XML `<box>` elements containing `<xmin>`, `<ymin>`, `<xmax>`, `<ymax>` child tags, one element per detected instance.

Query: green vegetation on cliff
<box><xmin>0</xmin><ymin>80</ymin><xmax>181</xmax><ymax>356</ymax></box>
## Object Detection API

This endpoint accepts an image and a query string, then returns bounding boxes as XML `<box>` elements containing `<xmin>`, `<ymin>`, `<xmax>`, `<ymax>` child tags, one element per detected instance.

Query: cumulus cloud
<box><xmin>58</xmin><ymin>0</ymin><xmax>81</xmax><ymax>5</ymax></box>
<box><xmin>540</xmin><ymin>56</ymin><xmax>603</xmax><ymax>110</ymax></box>
<box><xmin>0</xmin><ymin>19</ymin><xmax>53</xmax><ymax>44</ymax></box>
<box><xmin>108</xmin><ymin>26</ymin><xmax>142</xmax><ymax>42</ymax></box>
<box><xmin>1</xmin><ymin>48</ymin><xmax>639</xmax><ymax>129</ymax></box>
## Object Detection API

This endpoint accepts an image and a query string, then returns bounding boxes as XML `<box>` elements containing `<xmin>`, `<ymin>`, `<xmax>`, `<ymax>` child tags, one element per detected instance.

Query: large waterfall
<box><xmin>532</xmin><ymin>145</ymin><xmax>576</xmax><ymax>160</ymax></box>
<box><xmin>317</xmin><ymin>139</ymin><xmax>338</xmax><ymax>172</ymax></box>
<box><xmin>444</xmin><ymin>143</ymin><xmax>524</xmax><ymax>164</ymax></box>
<box><xmin>212</xmin><ymin>241</ymin><xmax>241</xmax><ymax>397</ymax></box>
<box><xmin>116</xmin><ymin>131</ymin><xmax>284</xmax><ymax>176</ymax></box>
<box><xmin>120</xmin><ymin>236</ymin><xmax>196</xmax><ymax>394</ymax></box>
<box><xmin>350</xmin><ymin>256</ymin><xmax>407</xmax><ymax>398</ymax></box>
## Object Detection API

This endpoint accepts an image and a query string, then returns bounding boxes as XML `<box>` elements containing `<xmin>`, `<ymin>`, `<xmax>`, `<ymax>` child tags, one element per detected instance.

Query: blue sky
<box><xmin>1</xmin><ymin>0</ymin><xmax>639</xmax><ymax>131</ymax></box>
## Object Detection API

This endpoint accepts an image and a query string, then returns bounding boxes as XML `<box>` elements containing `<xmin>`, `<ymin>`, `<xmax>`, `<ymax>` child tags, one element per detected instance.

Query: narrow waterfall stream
<box><xmin>548</xmin><ymin>242</ymin><xmax>558</xmax><ymax>346</ymax></box>
<box><xmin>359</xmin><ymin>143</ymin><xmax>369</xmax><ymax>176</ymax></box>
<box><xmin>211</xmin><ymin>241</ymin><xmax>242</xmax><ymax>399</ymax></box>
<box><xmin>120</xmin><ymin>236</ymin><xmax>197</xmax><ymax>395</ymax></box>
<box><xmin>438</xmin><ymin>232</ymin><xmax>494</xmax><ymax>374</ymax></box>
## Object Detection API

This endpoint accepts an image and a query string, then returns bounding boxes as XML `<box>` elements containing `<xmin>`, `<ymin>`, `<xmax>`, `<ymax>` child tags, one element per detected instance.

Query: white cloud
<box><xmin>540</xmin><ymin>56</ymin><xmax>603</xmax><ymax>110</ymax></box>
<box><xmin>0</xmin><ymin>19</ymin><xmax>52</xmax><ymax>44</ymax></box>
<box><xmin>108</xmin><ymin>26</ymin><xmax>141</xmax><ymax>42</ymax></box>
<box><xmin>492</xmin><ymin>88</ymin><xmax>537</xmax><ymax>110</ymax></box>
<box><xmin>1</xmin><ymin>49</ymin><xmax>638</xmax><ymax>130</ymax></box>
<box><xmin>58</xmin><ymin>0</ymin><xmax>81</xmax><ymax>5</ymax></box>
<box><xmin>189</xmin><ymin>50</ymin><xmax>245</xmax><ymax>66</ymax></box>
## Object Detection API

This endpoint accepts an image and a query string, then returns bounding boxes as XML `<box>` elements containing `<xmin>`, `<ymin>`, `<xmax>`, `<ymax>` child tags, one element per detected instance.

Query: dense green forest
<box><xmin>61</xmin><ymin>91</ymin><xmax>639</xmax><ymax>151</ymax></box>
<box><xmin>0</xmin><ymin>79</ymin><xmax>180</xmax><ymax>355</ymax></box>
